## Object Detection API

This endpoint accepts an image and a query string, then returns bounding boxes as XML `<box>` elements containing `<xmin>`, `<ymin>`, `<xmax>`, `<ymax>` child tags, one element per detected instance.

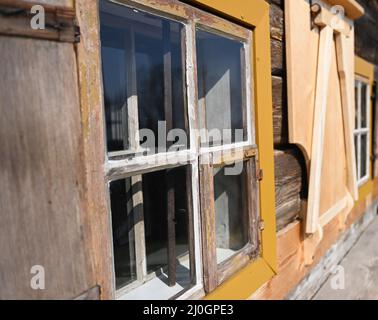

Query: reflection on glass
<box><xmin>361</xmin><ymin>83</ymin><xmax>367</xmax><ymax>128</ymax></box>
<box><xmin>109</xmin><ymin>167</ymin><xmax>191</xmax><ymax>290</ymax></box>
<box><xmin>196</xmin><ymin>30</ymin><xmax>246</xmax><ymax>146</ymax></box>
<box><xmin>354</xmin><ymin>134</ymin><xmax>359</xmax><ymax>179</ymax></box>
<box><xmin>142</xmin><ymin>168</ymin><xmax>189</xmax><ymax>276</ymax></box>
<box><xmin>110</xmin><ymin>178</ymin><xmax>137</xmax><ymax>289</ymax></box>
<box><xmin>213</xmin><ymin>164</ymin><xmax>248</xmax><ymax>264</ymax></box>
<box><xmin>361</xmin><ymin>134</ymin><xmax>368</xmax><ymax>178</ymax></box>
<box><xmin>355</xmin><ymin>81</ymin><xmax>359</xmax><ymax>129</ymax></box>
<box><xmin>100</xmin><ymin>0</ymin><xmax>187</xmax><ymax>153</ymax></box>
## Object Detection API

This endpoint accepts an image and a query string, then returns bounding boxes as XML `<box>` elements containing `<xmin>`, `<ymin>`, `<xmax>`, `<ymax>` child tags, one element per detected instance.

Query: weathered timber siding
<box><xmin>0</xmin><ymin>37</ymin><xmax>89</xmax><ymax>299</ymax></box>
<box><xmin>355</xmin><ymin>1</ymin><xmax>378</xmax><ymax>178</ymax></box>
<box><xmin>268</xmin><ymin>0</ymin><xmax>305</xmax><ymax>230</ymax></box>
<box><xmin>355</xmin><ymin>0</ymin><xmax>378</xmax><ymax>66</ymax></box>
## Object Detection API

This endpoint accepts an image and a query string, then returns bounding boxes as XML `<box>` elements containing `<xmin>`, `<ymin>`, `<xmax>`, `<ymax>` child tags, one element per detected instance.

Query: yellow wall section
<box><xmin>188</xmin><ymin>0</ymin><xmax>277</xmax><ymax>300</ymax></box>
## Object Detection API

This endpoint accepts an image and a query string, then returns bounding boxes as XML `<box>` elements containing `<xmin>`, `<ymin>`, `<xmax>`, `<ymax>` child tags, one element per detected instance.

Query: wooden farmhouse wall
<box><xmin>354</xmin><ymin>0</ymin><xmax>378</xmax><ymax>177</ymax></box>
<box><xmin>268</xmin><ymin>0</ymin><xmax>307</xmax><ymax>232</ymax></box>
<box><xmin>0</xmin><ymin>0</ymin><xmax>112</xmax><ymax>299</ymax></box>
<box><xmin>0</xmin><ymin>0</ymin><xmax>377</xmax><ymax>300</ymax></box>
<box><xmin>253</xmin><ymin>0</ymin><xmax>378</xmax><ymax>299</ymax></box>
<box><xmin>286</xmin><ymin>0</ymin><xmax>361</xmax><ymax>265</ymax></box>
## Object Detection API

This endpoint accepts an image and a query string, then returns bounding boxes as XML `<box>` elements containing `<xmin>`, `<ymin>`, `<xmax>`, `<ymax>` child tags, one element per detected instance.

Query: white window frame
<box><xmin>354</xmin><ymin>76</ymin><xmax>371</xmax><ymax>186</ymax></box>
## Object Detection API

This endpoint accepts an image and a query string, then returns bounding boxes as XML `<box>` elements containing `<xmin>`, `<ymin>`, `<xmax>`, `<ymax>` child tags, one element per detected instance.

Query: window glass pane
<box><xmin>213</xmin><ymin>164</ymin><xmax>248</xmax><ymax>264</ymax></box>
<box><xmin>354</xmin><ymin>134</ymin><xmax>359</xmax><ymax>179</ymax></box>
<box><xmin>361</xmin><ymin>83</ymin><xmax>367</xmax><ymax>128</ymax></box>
<box><xmin>355</xmin><ymin>81</ymin><xmax>359</xmax><ymax>129</ymax></box>
<box><xmin>109</xmin><ymin>166</ymin><xmax>192</xmax><ymax>291</ymax></box>
<box><xmin>196</xmin><ymin>30</ymin><xmax>246</xmax><ymax>146</ymax></box>
<box><xmin>100</xmin><ymin>0</ymin><xmax>188</xmax><ymax>153</ymax></box>
<box><xmin>110</xmin><ymin>178</ymin><xmax>137</xmax><ymax>289</ymax></box>
<box><xmin>361</xmin><ymin>134</ymin><xmax>368</xmax><ymax>179</ymax></box>
<box><xmin>142</xmin><ymin>168</ymin><xmax>190</xmax><ymax>277</ymax></box>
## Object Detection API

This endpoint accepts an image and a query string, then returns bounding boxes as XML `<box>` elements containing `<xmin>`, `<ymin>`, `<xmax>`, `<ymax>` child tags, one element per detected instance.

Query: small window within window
<box><xmin>196</xmin><ymin>30</ymin><xmax>247</xmax><ymax>146</ymax></box>
<box><xmin>109</xmin><ymin>167</ymin><xmax>193</xmax><ymax>297</ymax></box>
<box><xmin>354</xmin><ymin>79</ymin><xmax>370</xmax><ymax>185</ymax></box>
<box><xmin>100</xmin><ymin>1</ymin><xmax>188</xmax><ymax>156</ymax></box>
<box><xmin>213</xmin><ymin>164</ymin><xmax>249</xmax><ymax>264</ymax></box>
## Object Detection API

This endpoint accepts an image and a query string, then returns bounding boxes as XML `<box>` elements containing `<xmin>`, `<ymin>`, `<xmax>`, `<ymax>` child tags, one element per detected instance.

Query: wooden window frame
<box><xmin>79</xmin><ymin>0</ymin><xmax>276</xmax><ymax>300</ymax></box>
<box><xmin>354</xmin><ymin>76</ymin><xmax>371</xmax><ymax>186</ymax></box>
<box><xmin>200</xmin><ymin>150</ymin><xmax>261</xmax><ymax>293</ymax></box>
<box><xmin>354</xmin><ymin>56</ymin><xmax>375</xmax><ymax>203</ymax></box>
<box><xmin>102</xmin><ymin>0</ymin><xmax>263</xmax><ymax>299</ymax></box>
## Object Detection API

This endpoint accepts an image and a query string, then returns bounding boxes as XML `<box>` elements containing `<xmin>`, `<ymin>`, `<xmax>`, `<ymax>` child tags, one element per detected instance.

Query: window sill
<box><xmin>116</xmin><ymin>273</ymin><xmax>191</xmax><ymax>300</ymax></box>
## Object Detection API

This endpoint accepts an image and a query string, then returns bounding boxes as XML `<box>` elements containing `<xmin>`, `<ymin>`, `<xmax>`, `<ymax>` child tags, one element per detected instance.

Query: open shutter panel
<box><xmin>285</xmin><ymin>0</ymin><xmax>363</xmax><ymax>263</ymax></box>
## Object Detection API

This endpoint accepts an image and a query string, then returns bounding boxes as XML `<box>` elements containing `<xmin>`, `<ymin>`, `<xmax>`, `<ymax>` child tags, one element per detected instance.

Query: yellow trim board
<box><xmin>355</xmin><ymin>56</ymin><xmax>375</xmax><ymax>204</ymax></box>
<box><xmin>189</xmin><ymin>0</ymin><xmax>277</xmax><ymax>299</ymax></box>
<box><xmin>355</xmin><ymin>56</ymin><xmax>374</xmax><ymax>83</ymax></box>
<box><xmin>204</xmin><ymin>258</ymin><xmax>275</xmax><ymax>300</ymax></box>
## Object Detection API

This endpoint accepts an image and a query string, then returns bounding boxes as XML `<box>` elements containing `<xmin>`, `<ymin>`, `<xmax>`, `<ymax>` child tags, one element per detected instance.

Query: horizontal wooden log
<box><xmin>274</xmin><ymin>148</ymin><xmax>304</xmax><ymax>231</ymax></box>
<box><xmin>355</xmin><ymin>0</ymin><xmax>378</xmax><ymax>66</ymax></box>
<box><xmin>267</xmin><ymin>0</ymin><xmax>283</xmax><ymax>8</ymax></box>
<box><xmin>271</xmin><ymin>38</ymin><xmax>284</xmax><ymax>76</ymax></box>
<box><xmin>272</xmin><ymin>75</ymin><xmax>288</xmax><ymax>145</ymax></box>
<box><xmin>270</xmin><ymin>2</ymin><xmax>284</xmax><ymax>41</ymax></box>
<box><xmin>0</xmin><ymin>2</ymin><xmax>79</xmax><ymax>43</ymax></box>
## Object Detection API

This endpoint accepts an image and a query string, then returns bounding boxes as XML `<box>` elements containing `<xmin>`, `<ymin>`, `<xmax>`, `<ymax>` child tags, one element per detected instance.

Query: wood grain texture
<box><xmin>0</xmin><ymin>0</ymin><xmax>74</xmax><ymax>8</ymax></box>
<box><xmin>29</xmin><ymin>0</ymin><xmax>73</xmax><ymax>6</ymax></box>
<box><xmin>272</xmin><ymin>76</ymin><xmax>288</xmax><ymax>144</ymax></box>
<box><xmin>199</xmin><ymin>163</ymin><xmax>217</xmax><ymax>293</ymax></box>
<box><xmin>270</xmin><ymin>3</ymin><xmax>284</xmax><ymax>42</ymax></box>
<box><xmin>307</xmin><ymin>25</ymin><xmax>335</xmax><ymax>234</ymax></box>
<box><xmin>0</xmin><ymin>37</ymin><xmax>89</xmax><ymax>299</ymax></box>
<box><xmin>335</xmin><ymin>33</ymin><xmax>358</xmax><ymax>200</ymax></box>
<box><xmin>355</xmin><ymin>0</ymin><xmax>378</xmax><ymax>66</ymax></box>
<box><xmin>251</xmin><ymin>180</ymin><xmax>378</xmax><ymax>300</ymax></box>
<box><xmin>285</xmin><ymin>0</ymin><xmax>320</xmax><ymax>159</ymax></box>
<box><xmin>271</xmin><ymin>38</ymin><xmax>284</xmax><ymax>76</ymax></box>
<box><xmin>274</xmin><ymin>149</ymin><xmax>304</xmax><ymax>231</ymax></box>
<box><xmin>75</xmin><ymin>0</ymin><xmax>115</xmax><ymax>299</ymax></box>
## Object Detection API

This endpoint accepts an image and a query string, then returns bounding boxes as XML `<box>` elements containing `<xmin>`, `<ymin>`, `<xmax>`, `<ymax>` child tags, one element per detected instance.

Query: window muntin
<box><xmin>100</xmin><ymin>0</ymin><xmax>258</xmax><ymax>299</ymax></box>
<box><xmin>354</xmin><ymin>78</ymin><xmax>370</xmax><ymax>185</ymax></box>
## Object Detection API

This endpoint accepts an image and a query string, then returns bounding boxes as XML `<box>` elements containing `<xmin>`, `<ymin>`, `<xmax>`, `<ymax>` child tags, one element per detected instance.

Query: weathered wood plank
<box><xmin>272</xmin><ymin>76</ymin><xmax>288</xmax><ymax>145</ymax></box>
<box><xmin>0</xmin><ymin>37</ymin><xmax>89</xmax><ymax>299</ymax></box>
<box><xmin>267</xmin><ymin>0</ymin><xmax>283</xmax><ymax>8</ymax></box>
<box><xmin>270</xmin><ymin>3</ymin><xmax>284</xmax><ymax>41</ymax></box>
<box><xmin>271</xmin><ymin>38</ymin><xmax>284</xmax><ymax>76</ymax></box>
<box><xmin>355</xmin><ymin>0</ymin><xmax>378</xmax><ymax>66</ymax></box>
<box><xmin>274</xmin><ymin>148</ymin><xmax>304</xmax><ymax>231</ymax></box>
<box><xmin>75</xmin><ymin>0</ymin><xmax>115</xmax><ymax>299</ymax></box>
<box><xmin>199</xmin><ymin>163</ymin><xmax>217</xmax><ymax>293</ymax></box>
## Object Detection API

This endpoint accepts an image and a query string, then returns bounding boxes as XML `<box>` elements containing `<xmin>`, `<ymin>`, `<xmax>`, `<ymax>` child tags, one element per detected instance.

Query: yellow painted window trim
<box><xmin>188</xmin><ymin>0</ymin><xmax>277</xmax><ymax>300</ymax></box>
<box><xmin>355</xmin><ymin>56</ymin><xmax>375</xmax><ymax>203</ymax></box>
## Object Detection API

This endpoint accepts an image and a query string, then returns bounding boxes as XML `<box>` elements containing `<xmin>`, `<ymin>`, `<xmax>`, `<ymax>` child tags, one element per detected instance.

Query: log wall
<box><xmin>268</xmin><ymin>0</ymin><xmax>306</xmax><ymax>231</ymax></box>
